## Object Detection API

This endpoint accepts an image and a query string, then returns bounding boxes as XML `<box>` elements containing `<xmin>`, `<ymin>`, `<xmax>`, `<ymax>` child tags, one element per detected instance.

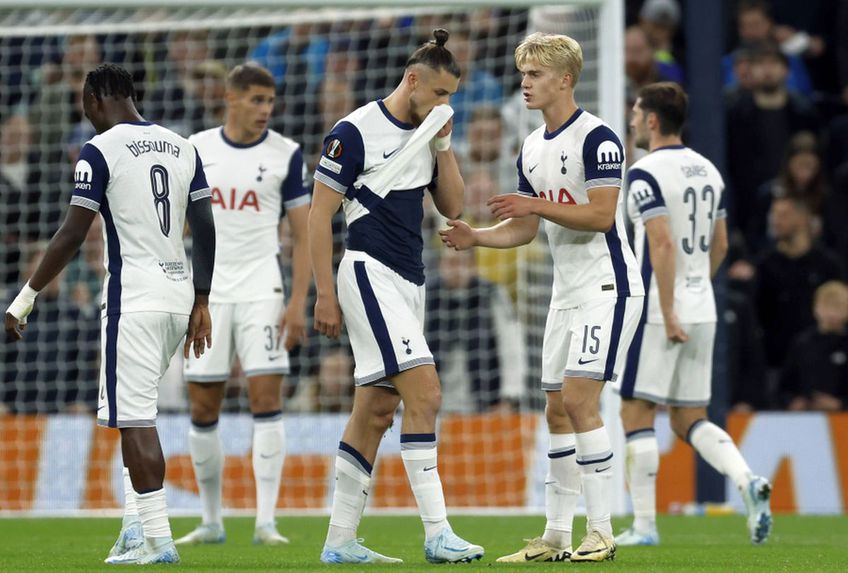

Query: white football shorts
<box><xmin>97</xmin><ymin>311</ymin><xmax>189</xmax><ymax>428</ymax></box>
<box><xmin>337</xmin><ymin>250</ymin><xmax>434</xmax><ymax>387</ymax></box>
<box><xmin>617</xmin><ymin>322</ymin><xmax>716</xmax><ymax>407</ymax></box>
<box><xmin>541</xmin><ymin>296</ymin><xmax>644</xmax><ymax>391</ymax></box>
<box><xmin>184</xmin><ymin>298</ymin><xmax>289</xmax><ymax>382</ymax></box>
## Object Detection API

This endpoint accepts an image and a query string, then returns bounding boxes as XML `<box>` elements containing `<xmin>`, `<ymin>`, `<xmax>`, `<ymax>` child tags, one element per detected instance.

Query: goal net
<box><xmin>0</xmin><ymin>0</ymin><xmax>625</xmax><ymax>515</ymax></box>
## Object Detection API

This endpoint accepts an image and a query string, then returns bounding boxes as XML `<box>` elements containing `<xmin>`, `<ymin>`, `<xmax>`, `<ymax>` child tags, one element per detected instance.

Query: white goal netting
<box><xmin>0</xmin><ymin>1</ymin><xmax>625</xmax><ymax>514</ymax></box>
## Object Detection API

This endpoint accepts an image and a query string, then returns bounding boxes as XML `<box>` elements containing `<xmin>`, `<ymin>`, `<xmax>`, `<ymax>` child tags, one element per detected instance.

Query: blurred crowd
<box><xmin>1</xmin><ymin>1</ymin><xmax>847</xmax><ymax>415</ymax></box>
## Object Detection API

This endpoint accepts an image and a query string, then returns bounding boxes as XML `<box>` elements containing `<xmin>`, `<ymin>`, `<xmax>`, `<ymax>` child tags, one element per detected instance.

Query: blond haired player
<box><xmin>443</xmin><ymin>32</ymin><xmax>644</xmax><ymax>562</ymax></box>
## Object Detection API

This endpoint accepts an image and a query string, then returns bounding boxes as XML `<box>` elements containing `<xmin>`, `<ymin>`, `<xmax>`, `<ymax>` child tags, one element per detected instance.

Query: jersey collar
<box><xmin>543</xmin><ymin>108</ymin><xmax>583</xmax><ymax>140</ymax></box>
<box><xmin>118</xmin><ymin>120</ymin><xmax>153</xmax><ymax>126</ymax></box>
<box><xmin>220</xmin><ymin>127</ymin><xmax>269</xmax><ymax>148</ymax></box>
<box><xmin>653</xmin><ymin>144</ymin><xmax>687</xmax><ymax>152</ymax></box>
<box><xmin>377</xmin><ymin>99</ymin><xmax>415</xmax><ymax>130</ymax></box>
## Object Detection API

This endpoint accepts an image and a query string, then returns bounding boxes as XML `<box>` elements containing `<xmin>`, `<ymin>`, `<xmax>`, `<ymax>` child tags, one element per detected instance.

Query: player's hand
<box><xmin>488</xmin><ymin>193</ymin><xmax>536</xmax><ymax>220</ymax></box>
<box><xmin>664</xmin><ymin>312</ymin><xmax>688</xmax><ymax>344</ymax></box>
<box><xmin>184</xmin><ymin>302</ymin><xmax>212</xmax><ymax>359</ymax></box>
<box><xmin>314</xmin><ymin>294</ymin><xmax>342</xmax><ymax>339</ymax></box>
<box><xmin>279</xmin><ymin>301</ymin><xmax>306</xmax><ymax>351</ymax></box>
<box><xmin>4</xmin><ymin>312</ymin><xmax>26</xmax><ymax>342</ymax></box>
<box><xmin>439</xmin><ymin>219</ymin><xmax>477</xmax><ymax>250</ymax></box>
<box><xmin>436</xmin><ymin>116</ymin><xmax>453</xmax><ymax>138</ymax></box>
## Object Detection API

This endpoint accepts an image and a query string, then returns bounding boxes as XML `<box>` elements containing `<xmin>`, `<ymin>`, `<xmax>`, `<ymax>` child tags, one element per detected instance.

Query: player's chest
<box><xmin>205</xmin><ymin>151</ymin><xmax>286</xmax><ymax>213</ymax></box>
<box><xmin>524</xmin><ymin>143</ymin><xmax>586</xmax><ymax>205</ymax></box>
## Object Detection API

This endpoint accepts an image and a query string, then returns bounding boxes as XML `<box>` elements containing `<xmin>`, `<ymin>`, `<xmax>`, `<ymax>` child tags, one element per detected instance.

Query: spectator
<box><xmin>821</xmin><ymin>163</ymin><xmax>848</xmax><ymax>267</ymax></box>
<box><xmin>755</xmin><ymin>196</ymin><xmax>844</xmax><ymax>379</ymax></box>
<box><xmin>185</xmin><ymin>60</ymin><xmax>228</xmax><ymax>135</ymax></box>
<box><xmin>638</xmin><ymin>0</ymin><xmax>683</xmax><ymax>74</ymax></box>
<box><xmin>426</xmin><ymin>248</ymin><xmax>525</xmax><ymax>412</ymax></box>
<box><xmin>722</xmin><ymin>0</ymin><xmax>813</xmax><ymax>96</ymax></box>
<box><xmin>726</xmin><ymin>43</ymin><xmax>819</xmax><ymax>239</ymax></box>
<box><xmin>455</xmin><ymin>105</ymin><xmax>513</xmax><ymax>195</ymax></box>
<box><xmin>316</xmin><ymin>346</ymin><xmax>355</xmax><ymax>413</ymax></box>
<box><xmin>1</xmin><ymin>242</ymin><xmax>99</xmax><ymax>413</ymax></box>
<box><xmin>780</xmin><ymin>281</ymin><xmax>848</xmax><ymax>411</ymax></box>
<box><xmin>749</xmin><ymin>132</ymin><xmax>827</xmax><ymax>252</ymax></box>
<box><xmin>624</xmin><ymin>25</ymin><xmax>683</xmax><ymax>103</ymax></box>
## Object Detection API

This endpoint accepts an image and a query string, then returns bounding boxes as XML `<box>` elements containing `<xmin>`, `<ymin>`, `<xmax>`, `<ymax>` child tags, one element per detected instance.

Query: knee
<box><xmin>669</xmin><ymin>408</ymin><xmax>700</xmax><ymax>441</ymax></box>
<box><xmin>250</xmin><ymin>394</ymin><xmax>282</xmax><ymax>416</ymax></box>
<box><xmin>545</xmin><ymin>401</ymin><xmax>571</xmax><ymax>433</ymax></box>
<box><xmin>562</xmin><ymin>390</ymin><xmax>597</xmax><ymax>423</ymax></box>
<box><xmin>190</xmin><ymin>401</ymin><xmax>220</xmax><ymax>426</ymax></box>
<box><xmin>367</xmin><ymin>401</ymin><xmax>398</xmax><ymax>435</ymax></box>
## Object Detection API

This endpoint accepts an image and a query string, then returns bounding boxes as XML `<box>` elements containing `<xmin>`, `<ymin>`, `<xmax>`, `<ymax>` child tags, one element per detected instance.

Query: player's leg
<box><xmin>668</xmin><ymin>322</ymin><xmax>771</xmax><ymax>544</ymax></box>
<box><xmin>498</xmin><ymin>308</ymin><xmax>577</xmax><ymax>563</ymax></box>
<box><xmin>565</xmin><ymin>296</ymin><xmax>643</xmax><ymax>562</ymax></box>
<box><xmin>322</xmin><ymin>385</ymin><xmax>402</xmax><ymax>563</ymax></box>
<box><xmin>618</xmin><ymin>398</ymin><xmax>659</xmax><ymax>545</ymax></box>
<box><xmin>235</xmin><ymin>297</ymin><xmax>292</xmax><ymax>544</ymax></box>
<box><xmin>102</xmin><ymin>312</ymin><xmax>188</xmax><ymax>565</ymax></box>
<box><xmin>176</xmin><ymin>302</ymin><xmax>233</xmax><ymax>546</ymax></box>
<box><xmin>390</xmin><ymin>365</ymin><xmax>484</xmax><ymax>564</ymax></box>
<box><xmin>246</xmin><ymin>374</ymin><xmax>288</xmax><ymax>544</ymax></box>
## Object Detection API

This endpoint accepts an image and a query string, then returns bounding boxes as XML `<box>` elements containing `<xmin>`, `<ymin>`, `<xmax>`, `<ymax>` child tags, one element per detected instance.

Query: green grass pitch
<box><xmin>1</xmin><ymin>515</ymin><xmax>846</xmax><ymax>571</ymax></box>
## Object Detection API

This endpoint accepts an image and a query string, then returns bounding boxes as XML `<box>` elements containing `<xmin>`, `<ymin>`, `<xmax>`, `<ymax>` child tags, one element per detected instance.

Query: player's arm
<box><xmin>645</xmin><ymin>216</ymin><xmax>687</xmax><ymax>343</ymax></box>
<box><xmin>5</xmin><ymin>206</ymin><xmax>96</xmax><ymax>340</ymax></box>
<box><xmin>184</xmin><ymin>147</ymin><xmax>215</xmax><ymax>359</ymax></box>
<box><xmin>440</xmin><ymin>215</ymin><xmax>539</xmax><ymax>250</ymax></box>
<box><xmin>279</xmin><ymin>148</ymin><xmax>312</xmax><ymax>351</ymax></box>
<box><xmin>309</xmin><ymin>182</ymin><xmax>344</xmax><ymax>338</ymax></box>
<box><xmin>430</xmin><ymin>117</ymin><xmax>464</xmax><ymax>219</ymax></box>
<box><xmin>490</xmin><ymin>186</ymin><xmax>619</xmax><ymax>232</ymax></box>
<box><xmin>710</xmin><ymin>215</ymin><xmax>729</xmax><ymax>278</ymax></box>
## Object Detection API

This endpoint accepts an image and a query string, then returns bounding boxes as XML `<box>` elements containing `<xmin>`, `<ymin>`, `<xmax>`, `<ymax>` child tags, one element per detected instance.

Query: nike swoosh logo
<box><xmin>444</xmin><ymin>546</ymin><xmax>470</xmax><ymax>552</ymax></box>
<box><xmin>577</xmin><ymin>548</ymin><xmax>607</xmax><ymax>555</ymax></box>
<box><xmin>529</xmin><ymin>164</ymin><xmax>539</xmax><ymax>173</ymax></box>
<box><xmin>194</xmin><ymin>457</ymin><xmax>211</xmax><ymax>466</ymax></box>
<box><xmin>268</xmin><ymin>355</ymin><xmax>283</xmax><ymax>361</ymax></box>
<box><xmin>423</xmin><ymin>465</ymin><xmax>437</xmax><ymax>472</ymax></box>
<box><xmin>577</xmin><ymin>357</ymin><xmax>599</xmax><ymax>365</ymax></box>
<box><xmin>595</xmin><ymin>466</ymin><xmax>611</xmax><ymax>473</ymax></box>
<box><xmin>383</xmin><ymin>148</ymin><xmax>399</xmax><ymax>159</ymax></box>
<box><xmin>260</xmin><ymin>451</ymin><xmax>281</xmax><ymax>459</ymax></box>
<box><xmin>525</xmin><ymin>552</ymin><xmax>546</xmax><ymax>561</ymax></box>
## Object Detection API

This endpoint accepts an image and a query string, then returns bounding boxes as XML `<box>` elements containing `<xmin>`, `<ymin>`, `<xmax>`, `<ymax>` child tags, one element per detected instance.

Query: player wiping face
<box><xmin>407</xmin><ymin>64</ymin><xmax>460</xmax><ymax>128</ymax></box>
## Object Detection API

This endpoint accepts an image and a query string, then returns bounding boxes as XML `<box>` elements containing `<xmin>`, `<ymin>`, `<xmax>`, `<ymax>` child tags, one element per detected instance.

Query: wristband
<box><xmin>7</xmin><ymin>282</ymin><xmax>39</xmax><ymax>324</ymax></box>
<box><xmin>434</xmin><ymin>132</ymin><xmax>452</xmax><ymax>152</ymax></box>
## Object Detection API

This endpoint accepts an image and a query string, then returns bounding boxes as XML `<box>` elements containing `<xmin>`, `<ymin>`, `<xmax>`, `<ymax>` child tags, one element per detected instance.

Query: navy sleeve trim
<box><xmin>583</xmin><ymin>124</ymin><xmax>624</xmax><ymax>185</ymax></box>
<box><xmin>72</xmin><ymin>143</ymin><xmax>110</xmax><ymax>208</ymax></box>
<box><xmin>627</xmin><ymin>167</ymin><xmax>666</xmax><ymax>220</ymax></box>
<box><xmin>314</xmin><ymin>120</ymin><xmax>365</xmax><ymax>193</ymax></box>
<box><xmin>516</xmin><ymin>144</ymin><xmax>536</xmax><ymax>197</ymax></box>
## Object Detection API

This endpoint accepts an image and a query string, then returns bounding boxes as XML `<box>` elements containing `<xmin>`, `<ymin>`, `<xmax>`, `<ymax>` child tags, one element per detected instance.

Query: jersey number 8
<box><xmin>150</xmin><ymin>164</ymin><xmax>171</xmax><ymax>237</ymax></box>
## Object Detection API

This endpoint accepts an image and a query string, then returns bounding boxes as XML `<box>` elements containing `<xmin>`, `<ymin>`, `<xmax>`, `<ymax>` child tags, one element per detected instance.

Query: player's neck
<box><xmin>541</xmin><ymin>96</ymin><xmax>578</xmax><ymax>135</ymax></box>
<box><xmin>649</xmin><ymin>134</ymin><xmax>683</xmax><ymax>152</ymax></box>
<box><xmin>382</xmin><ymin>90</ymin><xmax>412</xmax><ymax>124</ymax></box>
<box><xmin>223</xmin><ymin>122</ymin><xmax>263</xmax><ymax>145</ymax></box>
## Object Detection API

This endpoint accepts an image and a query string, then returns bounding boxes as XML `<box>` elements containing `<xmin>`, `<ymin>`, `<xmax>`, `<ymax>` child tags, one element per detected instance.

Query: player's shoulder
<box><xmin>265</xmin><ymin>129</ymin><xmax>301</xmax><ymax>153</ymax></box>
<box><xmin>574</xmin><ymin>111</ymin><xmax>621</xmax><ymax>145</ymax></box>
<box><xmin>334</xmin><ymin>101</ymin><xmax>377</xmax><ymax>132</ymax></box>
<box><xmin>521</xmin><ymin>123</ymin><xmax>548</xmax><ymax>151</ymax></box>
<box><xmin>188</xmin><ymin>126</ymin><xmax>221</xmax><ymax>146</ymax></box>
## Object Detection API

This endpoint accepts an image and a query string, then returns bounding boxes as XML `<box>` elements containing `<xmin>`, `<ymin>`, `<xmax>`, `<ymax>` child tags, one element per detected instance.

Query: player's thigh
<box><xmin>97</xmin><ymin>312</ymin><xmax>189</xmax><ymax>428</ymax></box>
<box><xmin>234</xmin><ymin>298</ymin><xmax>289</xmax><ymax>379</ymax></box>
<box><xmin>184</xmin><ymin>302</ymin><xmax>234</xmax><ymax>383</ymax></box>
<box><xmin>565</xmin><ymin>295</ymin><xmax>644</xmax><ymax>384</ymax></box>
<box><xmin>618</xmin><ymin>323</ymin><xmax>679</xmax><ymax>405</ymax></box>
<box><xmin>667</xmin><ymin>322</ymin><xmax>715</xmax><ymax>407</ymax></box>
<box><xmin>337</xmin><ymin>255</ymin><xmax>432</xmax><ymax>388</ymax></box>
<box><xmin>541</xmin><ymin>307</ymin><xmax>576</xmax><ymax>393</ymax></box>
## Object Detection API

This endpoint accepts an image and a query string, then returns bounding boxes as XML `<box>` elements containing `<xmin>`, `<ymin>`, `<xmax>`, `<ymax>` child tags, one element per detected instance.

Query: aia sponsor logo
<box><xmin>211</xmin><ymin>187</ymin><xmax>260</xmax><ymax>211</ymax></box>
<box><xmin>538</xmin><ymin>187</ymin><xmax>576</xmax><ymax>205</ymax></box>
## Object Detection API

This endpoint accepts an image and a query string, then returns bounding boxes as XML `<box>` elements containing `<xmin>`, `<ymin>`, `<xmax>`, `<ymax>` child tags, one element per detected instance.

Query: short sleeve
<box><xmin>189</xmin><ymin>147</ymin><xmax>211</xmax><ymax>202</ymax></box>
<box><xmin>281</xmin><ymin>146</ymin><xmax>310</xmax><ymax>210</ymax></box>
<box><xmin>70</xmin><ymin>143</ymin><xmax>110</xmax><ymax>211</ymax></box>
<box><xmin>314</xmin><ymin>121</ymin><xmax>365</xmax><ymax>195</ymax></box>
<box><xmin>516</xmin><ymin>145</ymin><xmax>536</xmax><ymax>197</ymax></box>
<box><xmin>627</xmin><ymin>168</ymin><xmax>667</xmax><ymax>222</ymax></box>
<box><xmin>582</xmin><ymin>124</ymin><xmax>624</xmax><ymax>189</ymax></box>
<box><xmin>715</xmin><ymin>171</ymin><xmax>727</xmax><ymax>220</ymax></box>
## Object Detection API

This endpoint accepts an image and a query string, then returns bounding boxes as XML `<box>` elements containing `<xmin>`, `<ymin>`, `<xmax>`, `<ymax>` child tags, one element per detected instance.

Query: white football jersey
<box><xmin>71</xmin><ymin>121</ymin><xmax>210</xmax><ymax>316</ymax></box>
<box><xmin>314</xmin><ymin>100</ymin><xmax>438</xmax><ymax>286</ymax></box>
<box><xmin>189</xmin><ymin>128</ymin><xmax>309</xmax><ymax>303</ymax></box>
<box><xmin>517</xmin><ymin>109</ymin><xmax>643</xmax><ymax>308</ymax></box>
<box><xmin>626</xmin><ymin>145</ymin><xmax>726</xmax><ymax>324</ymax></box>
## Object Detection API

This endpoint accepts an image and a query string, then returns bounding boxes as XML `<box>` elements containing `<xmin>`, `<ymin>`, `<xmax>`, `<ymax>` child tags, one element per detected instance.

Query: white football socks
<box><xmin>543</xmin><ymin>433</ymin><xmax>579</xmax><ymax>549</ymax></box>
<box><xmin>688</xmin><ymin>419</ymin><xmax>753</xmax><ymax>490</ymax></box>
<box><xmin>189</xmin><ymin>420</ymin><xmax>224</xmax><ymax>528</ymax></box>
<box><xmin>136</xmin><ymin>488</ymin><xmax>172</xmax><ymax>541</ymax></box>
<box><xmin>252</xmin><ymin>412</ymin><xmax>286</xmax><ymax>528</ymax></box>
<box><xmin>401</xmin><ymin>433</ymin><xmax>450</xmax><ymax>540</ymax></box>
<box><xmin>625</xmin><ymin>428</ymin><xmax>658</xmax><ymax>534</ymax></box>
<box><xmin>326</xmin><ymin>442</ymin><xmax>372</xmax><ymax>547</ymax></box>
<box><xmin>575</xmin><ymin>426</ymin><xmax>614</xmax><ymax>537</ymax></box>
<box><xmin>121</xmin><ymin>466</ymin><xmax>139</xmax><ymax>528</ymax></box>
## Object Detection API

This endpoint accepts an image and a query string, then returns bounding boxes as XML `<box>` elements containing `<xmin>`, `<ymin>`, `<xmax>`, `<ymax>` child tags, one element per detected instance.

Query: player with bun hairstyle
<box><xmin>310</xmin><ymin>29</ymin><xmax>484</xmax><ymax>564</ymax></box>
